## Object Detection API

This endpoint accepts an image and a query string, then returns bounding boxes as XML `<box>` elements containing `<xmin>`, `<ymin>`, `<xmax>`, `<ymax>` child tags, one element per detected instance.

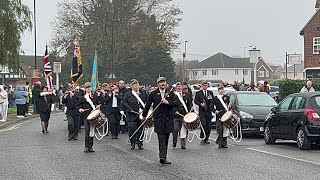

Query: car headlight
<box><xmin>240</xmin><ymin>111</ymin><xmax>253</xmax><ymax>119</ymax></box>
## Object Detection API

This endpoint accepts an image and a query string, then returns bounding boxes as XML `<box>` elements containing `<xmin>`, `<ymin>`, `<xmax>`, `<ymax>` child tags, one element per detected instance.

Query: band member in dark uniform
<box><xmin>62</xmin><ymin>86</ymin><xmax>80</xmax><ymax>141</ymax></box>
<box><xmin>99</xmin><ymin>83</ymin><xmax>111</xmax><ymax>135</ymax></box>
<box><xmin>213</xmin><ymin>86</ymin><xmax>230</xmax><ymax>148</ymax></box>
<box><xmin>195</xmin><ymin>81</ymin><xmax>214</xmax><ymax>144</ymax></box>
<box><xmin>122</xmin><ymin>79</ymin><xmax>148</xmax><ymax>150</ymax></box>
<box><xmin>142</xmin><ymin>77</ymin><xmax>179</xmax><ymax>165</ymax></box>
<box><xmin>103</xmin><ymin>85</ymin><xmax>124</xmax><ymax>139</ymax></box>
<box><xmin>172</xmin><ymin>82</ymin><xmax>193</xmax><ymax>149</ymax></box>
<box><xmin>118</xmin><ymin>80</ymin><xmax>129</xmax><ymax>133</ymax></box>
<box><xmin>38</xmin><ymin>86</ymin><xmax>54</xmax><ymax>133</ymax></box>
<box><xmin>77</xmin><ymin>82</ymin><xmax>100</xmax><ymax>153</ymax></box>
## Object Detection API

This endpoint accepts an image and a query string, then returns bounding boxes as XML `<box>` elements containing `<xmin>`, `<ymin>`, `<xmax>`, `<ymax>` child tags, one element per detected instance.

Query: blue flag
<box><xmin>91</xmin><ymin>51</ymin><xmax>98</xmax><ymax>90</ymax></box>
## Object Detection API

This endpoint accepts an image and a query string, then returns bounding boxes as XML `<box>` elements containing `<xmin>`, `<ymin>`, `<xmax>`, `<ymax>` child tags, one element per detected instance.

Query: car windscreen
<box><xmin>237</xmin><ymin>93</ymin><xmax>277</xmax><ymax>106</ymax></box>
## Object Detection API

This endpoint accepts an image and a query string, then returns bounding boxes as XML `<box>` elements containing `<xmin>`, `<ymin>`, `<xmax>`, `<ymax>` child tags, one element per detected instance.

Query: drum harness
<box><xmin>217</xmin><ymin>96</ymin><xmax>242</xmax><ymax>142</ymax></box>
<box><xmin>85</xmin><ymin>94</ymin><xmax>108</xmax><ymax>140</ymax></box>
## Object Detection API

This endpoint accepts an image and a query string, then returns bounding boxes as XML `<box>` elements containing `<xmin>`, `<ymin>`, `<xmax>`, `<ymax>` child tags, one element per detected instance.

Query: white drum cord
<box><xmin>139</xmin><ymin>127</ymin><xmax>154</xmax><ymax>143</ymax></box>
<box><xmin>94</xmin><ymin>121</ymin><xmax>108</xmax><ymax>141</ymax></box>
<box><xmin>187</xmin><ymin>123</ymin><xmax>206</xmax><ymax>142</ymax></box>
<box><xmin>229</xmin><ymin>119</ymin><xmax>242</xmax><ymax>143</ymax></box>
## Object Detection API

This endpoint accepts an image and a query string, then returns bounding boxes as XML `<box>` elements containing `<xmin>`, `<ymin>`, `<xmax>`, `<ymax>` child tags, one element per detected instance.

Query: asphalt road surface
<box><xmin>1</xmin><ymin>113</ymin><xmax>320</xmax><ymax>180</ymax></box>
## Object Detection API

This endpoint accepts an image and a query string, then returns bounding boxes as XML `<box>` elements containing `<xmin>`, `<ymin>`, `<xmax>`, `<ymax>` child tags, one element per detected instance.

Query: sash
<box><xmin>132</xmin><ymin>91</ymin><xmax>145</xmax><ymax>108</ymax></box>
<box><xmin>217</xmin><ymin>95</ymin><xmax>229</xmax><ymax>137</ymax></box>
<box><xmin>84</xmin><ymin>93</ymin><xmax>95</xmax><ymax>137</ymax></box>
<box><xmin>175</xmin><ymin>92</ymin><xmax>188</xmax><ymax>112</ymax></box>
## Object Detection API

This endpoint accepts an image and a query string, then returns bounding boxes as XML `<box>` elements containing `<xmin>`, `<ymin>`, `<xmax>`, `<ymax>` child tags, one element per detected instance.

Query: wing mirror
<box><xmin>271</xmin><ymin>107</ymin><xmax>277</xmax><ymax>113</ymax></box>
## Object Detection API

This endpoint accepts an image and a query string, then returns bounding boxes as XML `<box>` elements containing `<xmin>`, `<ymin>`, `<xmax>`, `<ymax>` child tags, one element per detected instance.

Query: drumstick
<box><xmin>175</xmin><ymin>112</ymin><xmax>185</xmax><ymax>118</ymax></box>
<box><xmin>130</xmin><ymin>110</ymin><xmax>141</xmax><ymax>115</ymax></box>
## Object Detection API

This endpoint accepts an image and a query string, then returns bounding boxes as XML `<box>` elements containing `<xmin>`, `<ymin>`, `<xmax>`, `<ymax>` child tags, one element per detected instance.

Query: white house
<box><xmin>188</xmin><ymin>52</ymin><xmax>254</xmax><ymax>83</ymax></box>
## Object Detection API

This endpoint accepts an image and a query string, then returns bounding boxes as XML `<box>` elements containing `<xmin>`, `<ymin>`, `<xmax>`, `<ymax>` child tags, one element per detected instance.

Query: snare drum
<box><xmin>87</xmin><ymin>109</ymin><xmax>107</xmax><ymax>129</ymax></box>
<box><xmin>139</xmin><ymin>110</ymin><xmax>154</xmax><ymax>128</ymax></box>
<box><xmin>183</xmin><ymin>112</ymin><xmax>201</xmax><ymax>131</ymax></box>
<box><xmin>220</xmin><ymin>111</ymin><xmax>239</xmax><ymax>129</ymax></box>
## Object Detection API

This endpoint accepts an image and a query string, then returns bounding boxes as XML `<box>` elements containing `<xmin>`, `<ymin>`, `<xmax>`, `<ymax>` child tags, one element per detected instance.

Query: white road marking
<box><xmin>0</xmin><ymin>123</ymin><xmax>23</xmax><ymax>133</ymax></box>
<box><xmin>246</xmin><ymin>147</ymin><xmax>320</xmax><ymax>166</ymax></box>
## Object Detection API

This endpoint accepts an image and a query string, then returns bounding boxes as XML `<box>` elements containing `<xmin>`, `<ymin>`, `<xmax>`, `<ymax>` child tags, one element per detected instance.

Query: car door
<box><xmin>271</xmin><ymin>96</ymin><xmax>294</xmax><ymax>134</ymax></box>
<box><xmin>286</xmin><ymin>96</ymin><xmax>306</xmax><ymax>138</ymax></box>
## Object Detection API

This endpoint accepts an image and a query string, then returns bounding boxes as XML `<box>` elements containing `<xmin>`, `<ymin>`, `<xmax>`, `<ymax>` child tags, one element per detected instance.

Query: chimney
<box><xmin>316</xmin><ymin>0</ymin><xmax>320</xmax><ymax>9</ymax></box>
<box><xmin>249</xmin><ymin>48</ymin><xmax>261</xmax><ymax>63</ymax></box>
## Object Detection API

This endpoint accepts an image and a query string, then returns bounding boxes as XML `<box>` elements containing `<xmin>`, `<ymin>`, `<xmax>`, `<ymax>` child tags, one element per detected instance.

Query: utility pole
<box><xmin>183</xmin><ymin>41</ymin><xmax>188</xmax><ymax>82</ymax></box>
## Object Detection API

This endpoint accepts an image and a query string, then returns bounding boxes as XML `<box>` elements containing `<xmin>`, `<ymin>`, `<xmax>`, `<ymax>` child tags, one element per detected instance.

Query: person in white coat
<box><xmin>0</xmin><ymin>85</ymin><xmax>8</xmax><ymax>122</ymax></box>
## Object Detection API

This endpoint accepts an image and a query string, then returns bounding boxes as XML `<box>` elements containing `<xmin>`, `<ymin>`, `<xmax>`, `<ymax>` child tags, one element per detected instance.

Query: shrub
<box><xmin>278</xmin><ymin>79</ymin><xmax>320</xmax><ymax>101</ymax></box>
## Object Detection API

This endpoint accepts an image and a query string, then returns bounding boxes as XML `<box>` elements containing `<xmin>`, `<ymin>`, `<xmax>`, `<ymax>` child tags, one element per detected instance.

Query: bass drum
<box><xmin>139</xmin><ymin>110</ymin><xmax>154</xmax><ymax>128</ymax></box>
<box><xmin>87</xmin><ymin>109</ymin><xmax>107</xmax><ymax>129</ymax></box>
<box><xmin>220</xmin><ymin>111</ymin><xmax>239</xmax><ymax>129</ymax></box>
<box><xmin>183</xmin><ymin>112</ymin><xmax>201</xmax><ymax>131</ymax></box>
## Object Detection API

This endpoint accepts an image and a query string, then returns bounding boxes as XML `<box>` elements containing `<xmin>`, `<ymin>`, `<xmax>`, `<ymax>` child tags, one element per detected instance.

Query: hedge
<box><xmin>278</xmin><ymin>79</ymin><xmax>320</xmax><ymax>101</ymax></box>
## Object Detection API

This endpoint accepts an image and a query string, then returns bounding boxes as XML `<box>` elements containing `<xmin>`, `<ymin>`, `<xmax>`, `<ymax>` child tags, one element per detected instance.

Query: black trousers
<box><xmin>216</xmin><ymin>119</ymin><xmax>227</xmax><ymax>146</ymax></box>
<box><xmin>67</xmin><ymin>115</ymin><xmax>80</xmax><ymax>139</ymax></box>
<box><xmin>200</xmin><ymin>113</ymin><xmax>212</xmax><ymax>141</ymax></box>
<box><xmin>173</xmin><ymin>118</ymin><xmax>186</xmax><ymax>147</ymax></box>
<box><xmin>109</xmin><ymin>108</ymin><xmax>121</xmax><ymax>137</ymax></box>
<box><xmin>16</xmin><ymin>104</ymin><xmax>25</xmax><ymax>116</ymax></box>
<box><xmin>83</xmin><ymin>111</ymin><xmax>93</xmax><ymax>149</ymax></box>
<box><xmin>128</xmin><ymin>121</ymin><xmax>143</xmax><ymax>145</ymax></box>
<box><xmin>25</xmin><ymin>102</ymin><xmax>30</xmax><ymax>114</ymax></box>
<box><xmin>157</xmin><ymin>133</ymin><xmax>170</xmax><ymax>159</ymax></box>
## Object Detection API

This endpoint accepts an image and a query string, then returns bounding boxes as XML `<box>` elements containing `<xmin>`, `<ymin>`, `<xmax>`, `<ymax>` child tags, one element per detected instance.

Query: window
<box><xmin>314</xmin><ymin>37</ymin><xmax>320</xmax><ymax>54</ymax></box>
<box><xmin>192</xmin><ymin>71</ymin><xmax>198</xmax><ymax>77</ymax></box>
<box><xmin>290</xmin><ymin>96</ymin><xmax>306</xmax><ymax>110</ymax></box>
<box><xmin>266</xmin><ymin>71</ymin><xmax>269</xmax><ymax>77</ymax></box>
<box><xmin>229</xmin><ymin>94</ymin><xmax>236</xmax><ymax>105</ymax></box>
<box><xmin>278</xmin><ymin>96</ymin><xmax>294</xmax><ymax>112</ymax></box>
<box><xmin>243</xmin><ymin>70</ymin><xmax>248</xmax><ymax>75</ymax></box>
<box><xmin>258</xmin><ymin>71</ymin><xmax>264</xmax><ymax>77</ymax></box>
<box><xmin>212</xmin><ymin>70</ymin><xmax>218</xmax><ymax>75</ymax></box>
<box><xmin>202</xmin><ymin>70</ymin><xmax>207</xmax><ymax>76</ymax></box>
<box><xmin>235</xmin><ymin>70</ymin><xmax>239</xmax><ymax>75</ymax></box>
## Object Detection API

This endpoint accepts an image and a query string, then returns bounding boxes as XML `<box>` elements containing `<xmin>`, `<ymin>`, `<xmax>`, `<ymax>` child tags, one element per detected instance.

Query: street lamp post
<box><xmin>182</xmin><ymin>41</ymin><xmax>188</xmax><ymax>82</ymax></box>
<box><xmin>34</xmin><ymin>0</ymin><xmax>37</xmax><ymax>70</ymax></box>
<box><xmin>110</xmin><ymin>0</ymin><xmax>115</xmax><ymax>81</ymax></box>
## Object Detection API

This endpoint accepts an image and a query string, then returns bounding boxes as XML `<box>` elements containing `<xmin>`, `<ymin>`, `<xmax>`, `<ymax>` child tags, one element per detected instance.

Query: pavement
<box><xmin>1</xmin><ymin>113</ymin><xmax>320</xmax><ymax>179</ymax></box>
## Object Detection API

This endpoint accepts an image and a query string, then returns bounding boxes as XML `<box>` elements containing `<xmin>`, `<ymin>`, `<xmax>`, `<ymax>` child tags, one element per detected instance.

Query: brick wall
<box><xmin>304</xmin><ymin>10</ymin><xmax>320</xmax><ymax>68</ymax></box>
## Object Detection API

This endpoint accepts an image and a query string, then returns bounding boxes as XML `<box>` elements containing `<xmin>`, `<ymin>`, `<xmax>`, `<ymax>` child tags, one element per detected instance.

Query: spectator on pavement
<box><xmin>259</xmin><ymin>81</ymin><xmax>270</xmax><ymax>94</ymax></box>
<box><xmin>13</xmin><ymin>85</ymin><xmax>28</xmax><ymax>118</ymax></box>
<box><xmin>8</xmin><ymin>85</ymin><xmax>15</xmax><ymax>108</ymax></box>
<box><xmin>300</xmin><ymin>80</ymin><xmax>315</xmax><ymax>93</ymax></box>
<box><xmin>0</xmin><ymin>85</ymin><xmax>8</xmax><ymax>122</ymax></box>
<box><xmin>247</xmin><ymin>83</ymin><xmax>259</xmax><ymax>91</ymax></box>
<box><xmin>25</xmin><ymin>81</ymin><xmax>32</xmax><ymax>116</ymax></box>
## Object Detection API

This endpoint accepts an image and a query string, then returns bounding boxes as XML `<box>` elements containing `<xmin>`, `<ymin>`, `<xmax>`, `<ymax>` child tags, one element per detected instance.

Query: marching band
<box><xmin>53</xmin><ymin>77</ymin><xmax>240</xmax><ymax>164</ymax></box>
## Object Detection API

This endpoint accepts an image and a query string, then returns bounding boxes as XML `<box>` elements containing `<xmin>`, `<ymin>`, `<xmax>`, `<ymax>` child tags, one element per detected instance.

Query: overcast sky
<box><xmin>21</xmin><ymin>0</ymin><xmax>316</xmax><ymax>65</ymax></box>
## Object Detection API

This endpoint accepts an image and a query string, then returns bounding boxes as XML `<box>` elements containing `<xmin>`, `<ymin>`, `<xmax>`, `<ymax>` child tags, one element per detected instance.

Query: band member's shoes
<box><xmin>42</xmin><ymin>130</ymin><xmax>45</xmax><ymax>134</ymax></box>
<box><xmin>138</xmin><ymin>145</ymin><xmax>144</xmax><ymax>150</ymax></box>
<box><xmin>68</xmin><ymin>138</ymin><xmax>72</xmax><ymax>141</ymax></box>
<box><xmin>84</xmin><ymin>148</ymin><xmax>89</xmax><ymax>153</ymax></box>
<box><xmin>130</xmin><ymin>144</ymin><xmax>135</xmax><ymax>150</ymax></box>
<box><xmin>204</xmin><ymin>141</ymin><xmax>210</xmax><ymax>144</ymax></box>
<box><xmin>88</xmin><ymin>148</ymin><xmax>95</xmax><ymax>152</ymax></box>
<box><xmin>160</xmin><ymin>159</ymin><xmax>171</xmax><ymax>164</ymax></box>
<box><xmin>200</xmin><ymin>140</ymin><xmax>205</xmax><ymax>145</ymax></box>
<box><xmin>111</xmin><ymin>136</ymin><xmax>115</xmax><ymax>139</ymax></box>
<box><xmin>115</xmin><ymin>136</ymin><xmax>118</xmax><ymax>139</ymax></box>
<box><xmin>218</xmin><ymin>145</ymin><xmax>228</xmax><ymax>148</ymax></box>
<box><xmin>181</xmin><ymin>146</ymin><xmax>186</xmax><ymax>149</ymax></box>
<box><xmin>73</xmin><ymin>138</ymin><xmax>78</xmax><ymax>141</ymax></box>
<box><xmin>172</xmin><ymin>143</ymin><xmax>176</xmax><ymax>148</ymax></box>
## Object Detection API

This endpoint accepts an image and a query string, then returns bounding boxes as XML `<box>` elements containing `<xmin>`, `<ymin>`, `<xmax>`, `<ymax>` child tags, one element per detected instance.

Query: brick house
<box><xmin>300</xmin><ymin>0</ymin><xmax>320</xmax><ymax>78</ymax></box>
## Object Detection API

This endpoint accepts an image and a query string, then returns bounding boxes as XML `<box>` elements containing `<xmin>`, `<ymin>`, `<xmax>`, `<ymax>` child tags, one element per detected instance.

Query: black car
<box><xmin>264</xmin><ymin>92</ymin><xmax>320</xmax><ymax>150</ymax></box>
<box><xmin>227</xmin><ymin>91</ymin><xmax>277</xmax><ymax>135</ymax></box>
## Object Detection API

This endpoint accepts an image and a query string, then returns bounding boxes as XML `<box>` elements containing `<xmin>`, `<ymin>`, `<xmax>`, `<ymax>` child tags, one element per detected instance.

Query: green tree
<box><xmin>0</xmin><ymin>0</ymin><xmax>32</xmax><ymax>70</ymax></box>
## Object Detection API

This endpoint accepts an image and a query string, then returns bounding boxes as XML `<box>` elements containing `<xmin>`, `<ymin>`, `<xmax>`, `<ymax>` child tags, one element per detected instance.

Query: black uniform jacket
<box><xmin>122</xmin><ymin>89</ymin><xmax>148</xmax><ymax>122</ymax></box>
<box><xmin>38</xmin><ymin>93</ymin><xmax>54</xmax><ymax>112</ymax></box>
<box><xmin>62</xmin><ymin>94</ymin><xmax>78</xmax><ymax>116</ymax></box>
<box><xmin>99</xmin><ymin>93</ymin><xmax>124</xmax><ymax>116</ymax></box>
<box><xmin>173</xmin><ymin>91</ymin><xmax>193</xmax><ymax>119</ymax></box>
<box><xmin>142</xmin><ymin>88</ymin><xmax>179</xmax><ymax>134</ymax></box>
<box><xmin>212</xmin><ymin>95</ymin><xmax>230</xmax><ymax>119</ymax></box>
<box><xmin>195</xmin><ymin>90</ymin><xmax>214</xmax><ymax>118</ymax></box>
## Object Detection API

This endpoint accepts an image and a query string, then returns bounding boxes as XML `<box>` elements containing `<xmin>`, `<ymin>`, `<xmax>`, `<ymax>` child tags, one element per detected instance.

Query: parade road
<box><xmin>1</xmin><ymin>113</ymin><xmax>320</xmax><ymax>180</ymax></box>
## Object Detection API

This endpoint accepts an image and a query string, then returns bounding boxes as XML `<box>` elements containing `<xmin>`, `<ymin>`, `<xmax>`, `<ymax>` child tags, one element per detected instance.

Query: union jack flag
<box><xmin>43</xmin><ymin>45</ymin><xmax>53</xmax><ymax>89</ymax></box>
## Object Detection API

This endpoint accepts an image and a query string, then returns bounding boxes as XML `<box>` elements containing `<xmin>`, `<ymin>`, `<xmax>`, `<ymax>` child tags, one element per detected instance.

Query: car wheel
<box><xmin>297</xmin><ymin>126</ymin><xmax>311</xmax><ymax>150</ymax></box>
<box><xmin>264</xmin><ymin>124</ymin><xmax>276</xmax><ymax>144</ymax></box>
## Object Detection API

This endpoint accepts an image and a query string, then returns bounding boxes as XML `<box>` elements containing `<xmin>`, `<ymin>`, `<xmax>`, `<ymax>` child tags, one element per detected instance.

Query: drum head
<box><xmin>87</xmin><ymin>110</ymin><xmax>100</xmax><ymax>120</ymax></box>
<box><xmin>221</xmin><ymin>111</ymin><xmax>232</xmax><ymax>122</ymax></box>
<box><xmin>184</xmin><ymin>112</ymin><xmax>198</xmax><ymax>123</ymax></box>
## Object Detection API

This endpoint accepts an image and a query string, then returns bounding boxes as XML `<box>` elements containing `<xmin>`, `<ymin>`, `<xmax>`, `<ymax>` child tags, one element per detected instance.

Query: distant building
<box><xmin>300</xmin><ymin>0</ymin><xmax>320</xmax><ymax>79</ymax></box>
<box><xmin>281</xmin><ymin>63</ymin><xmax>304</xmax><ymax>80</ymax></box>
<box><xmin>187</xmin><ymin>52</ymin><xmax>282</xmax><ymax>84</ymax></box>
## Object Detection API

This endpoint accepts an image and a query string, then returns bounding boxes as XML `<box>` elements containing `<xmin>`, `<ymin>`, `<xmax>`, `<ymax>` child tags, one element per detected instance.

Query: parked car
<box><xmin>226</xmin><ymin>91</ymin><xmax>278</xmax><ymax>135</ymax></box>
<box><xmin>264</xmin><ymin>92</ymin><xmax>320</xmax><ymax>150</ymax></box>
<box><xmin>269</xmin><ymin>86</ymin><xmax>279</xmax><ymax>101</ymax></box>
